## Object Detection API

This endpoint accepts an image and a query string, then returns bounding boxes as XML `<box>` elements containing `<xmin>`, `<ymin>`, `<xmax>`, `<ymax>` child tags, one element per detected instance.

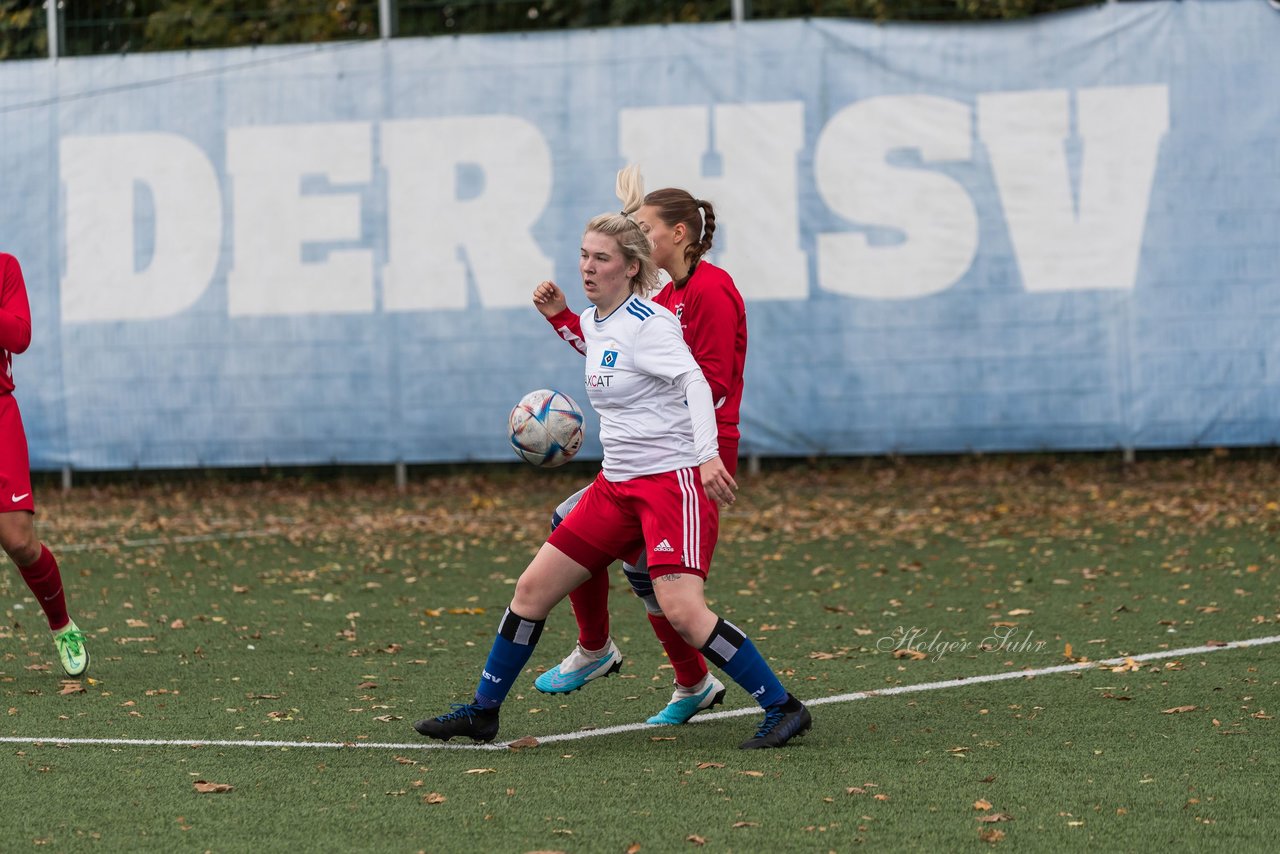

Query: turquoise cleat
<box><xmin>534</xmin><ymin>640</ymin><xmax>623</xmax><ymax>693</ymax></box>
<box><xmin>647</xmin><ymin>673</ymin><xmax>726</xmax><ymax>725</ymax></box>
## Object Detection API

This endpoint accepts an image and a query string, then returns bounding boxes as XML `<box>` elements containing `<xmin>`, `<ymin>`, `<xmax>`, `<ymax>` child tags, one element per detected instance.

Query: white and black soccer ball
<box><xmin>508</xmin><ymin>389</ymin><xmax>585</xmax><ymax>468</ymax></box>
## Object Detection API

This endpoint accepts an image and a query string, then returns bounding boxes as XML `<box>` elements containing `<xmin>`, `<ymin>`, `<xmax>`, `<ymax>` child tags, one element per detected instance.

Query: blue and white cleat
<box><xmin>534</xmin><ymin>640</ymin><xmax>623</xmax><ymax>693</ymax></box>
<box><xmin>647</xmin><ymin>673</ymin><xmax>726</xmax><ymax>725</ymax></box>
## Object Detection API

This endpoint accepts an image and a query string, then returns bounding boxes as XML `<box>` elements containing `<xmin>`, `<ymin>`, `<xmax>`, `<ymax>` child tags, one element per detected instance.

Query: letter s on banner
<box><xmin>815</xmin><ymin>95</ymin><xmax>978</xmax><ymax>300</ymax></box>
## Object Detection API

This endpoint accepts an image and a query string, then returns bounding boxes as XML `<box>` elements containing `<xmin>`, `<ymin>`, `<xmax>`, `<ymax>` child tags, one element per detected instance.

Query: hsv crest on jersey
<box><xmin>601</xmin><ymin>349</ymin><xmax>618</xmax><ymax>367</ymax></box>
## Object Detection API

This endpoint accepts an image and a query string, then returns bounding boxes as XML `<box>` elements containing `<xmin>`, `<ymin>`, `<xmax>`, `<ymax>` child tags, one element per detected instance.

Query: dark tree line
<box><xmin>2</xmin><ymin>0</ymin><xmax>1099</xmax><ymax>61</ymax></box>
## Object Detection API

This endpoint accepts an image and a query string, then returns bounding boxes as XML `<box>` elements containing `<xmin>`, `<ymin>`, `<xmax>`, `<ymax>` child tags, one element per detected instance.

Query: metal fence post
<box><xmin>379</xmin><ymin>0</ymin><xmax>397</xmax><ymax>39</ymax></box>
<box><xmin>732</xmin><ymin>0</ymin><xmax>746</xmax><ymax>24</ymax></box>
<box><xmin>46</xmin><ymin>0</ymin><xmax>59</xmax><ymax>60</ymax></box>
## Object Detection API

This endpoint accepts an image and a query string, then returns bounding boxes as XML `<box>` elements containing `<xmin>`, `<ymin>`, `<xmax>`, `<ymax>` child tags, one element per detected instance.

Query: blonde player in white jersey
<box><xmin>415</xmin><ymin>174</ymin><xmax>812</xmax><ymax>750</ymax></box>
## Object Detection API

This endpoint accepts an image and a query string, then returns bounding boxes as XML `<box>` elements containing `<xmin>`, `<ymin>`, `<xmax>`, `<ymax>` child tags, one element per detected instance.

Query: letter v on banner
<box><xmin>978</xmin><ymin>86</ymin><xmax>1170</xmax><ymax>293</ymax></box>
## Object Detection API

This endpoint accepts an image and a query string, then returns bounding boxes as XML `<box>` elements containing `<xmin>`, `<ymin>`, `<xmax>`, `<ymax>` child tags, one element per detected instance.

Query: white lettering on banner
<box><xmin>226</xmin><ymin>122</ymin><xmax>373</xmax><ymax>317</ymax></box>
<box><xmin>382</xmin><ymin>116</ymin><xmax>554</xmax><ymax>311</ymax></box>
<box><xmin>619</xmin><ymin>102</ymin><xmax>807</xmax><ymax>301</ymax></box>
<box><xmin>60</xmin><ymin>133</ymin><xmax>221</xmax><ymax>323</ymax></box>
<box><xmin>55</xmin><ymin>84</ymin><xmax>1170</xmax><ymax>323</ymax></box>
<box><xmin>814</xmin><ymin>95</ymin><xmax>979</xmax><ymax>300</ymax></box>
<box><xmin>978</xmin><ymin>86</ymin><xmax>1169</xmax><ymax>292</ymax></box>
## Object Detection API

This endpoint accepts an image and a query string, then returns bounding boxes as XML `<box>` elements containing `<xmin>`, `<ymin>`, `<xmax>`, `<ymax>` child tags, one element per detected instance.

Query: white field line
<box><xmin>2</xmin><ymin>634</ymin><xmax>1276</xmax><ymax>753</ymax></box>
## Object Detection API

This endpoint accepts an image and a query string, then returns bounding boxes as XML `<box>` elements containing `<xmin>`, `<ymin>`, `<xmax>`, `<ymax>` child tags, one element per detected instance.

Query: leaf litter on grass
<box><xmin>4</xmin><ymin>455</ymin><xmax>1276</xmax><ymax>850</ymax></box>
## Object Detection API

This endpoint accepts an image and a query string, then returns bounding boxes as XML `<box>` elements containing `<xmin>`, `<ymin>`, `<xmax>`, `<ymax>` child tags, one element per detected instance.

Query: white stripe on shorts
<box><xmin>677</xmin><ymin>468</ymin><xmax>700</xmax><ymax>569</ymax></box>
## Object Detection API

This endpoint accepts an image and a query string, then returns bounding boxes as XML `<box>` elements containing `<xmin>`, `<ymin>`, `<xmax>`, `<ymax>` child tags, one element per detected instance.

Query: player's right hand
<box><xmin>532</xmin><ymin>281</ymin><xmax>568</xmax><ymax>318</ymax></box>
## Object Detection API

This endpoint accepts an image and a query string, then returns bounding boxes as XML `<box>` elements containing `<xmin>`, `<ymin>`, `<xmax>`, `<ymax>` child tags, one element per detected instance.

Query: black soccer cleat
<box><xmin>739</xmin><ymin>694</ymin><xmax>812</xmax><ymax>749</ymax></box>
<box><xmin>414</xmin><ymin>702</ymin><xmax>500</xmax><ymax>743</ymax></box>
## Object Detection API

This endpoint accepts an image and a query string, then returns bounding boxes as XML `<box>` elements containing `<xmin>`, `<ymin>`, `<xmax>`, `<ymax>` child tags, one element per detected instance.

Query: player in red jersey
<box><xmin>530</xmin><ymin>167</ymin><xmax>748</xmax><ymax>725</ymax></box>
<box><xmin>0</xmin><ymin>254</ymin><xmax>89</xmax><ymax>677</ymax></box>
<box><xmin>414</xmin><ymin>182</ymin><xmax>809</xmax><ymax>748</ymax></box>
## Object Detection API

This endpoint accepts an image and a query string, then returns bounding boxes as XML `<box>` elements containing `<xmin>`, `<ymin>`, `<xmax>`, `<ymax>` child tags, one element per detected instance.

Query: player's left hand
<box><xmin>699</xmin><ymin>457</ymin><xmax>737</xmax><ymax>506</ymax></box>
<box><xmin>532</xmin><ymin>280</ymin><xmax>568</xmax><ymax>318</ymax></box>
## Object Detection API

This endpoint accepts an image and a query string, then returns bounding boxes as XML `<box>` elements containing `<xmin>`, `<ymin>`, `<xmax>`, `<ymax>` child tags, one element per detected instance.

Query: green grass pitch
<box><xmin>0</xmin><ymin>455</ymin><xmax>1275</xmax><ymax>851</ymax></box>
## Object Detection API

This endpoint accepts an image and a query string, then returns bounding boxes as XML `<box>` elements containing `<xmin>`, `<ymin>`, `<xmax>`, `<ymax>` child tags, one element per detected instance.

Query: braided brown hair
<box><xmin>642</xmin><ymin>187</ymin><xmax>716</xmax><ymax>269</ymax></box>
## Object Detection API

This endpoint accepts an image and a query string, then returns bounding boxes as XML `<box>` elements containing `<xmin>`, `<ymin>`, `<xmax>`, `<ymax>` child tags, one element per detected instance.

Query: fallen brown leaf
<box><xmin>59</xmin><ymin>682</ymin><xmax>85</xmax><ymax>695</ymax></box>
<box><xmin>686</xmin><ymin>835</ymin><xmax>707</xmax><ymax>846</ymax></box>
<box><xmin>974</xmin><ymin>799</ymin><xmax>993</xmax><ymax>810</ymax></box>
<box><xmin>1161</xmin><ymin>705</ymin><xmax>1198</xmax><ymax>714</ymax></box>
<box><xmin>977</xmin><ymin>813</ymin><xmax>1014</xmax><ymax>823</ymax></box>
<box><xmin>979</xmin><ymin>828</ymin><xmax>1006</xmax><ymax>843</ymax></box>
<box><xmin>424</xmin><ymin>792</ymin><xmax>446</xmax><ymax>804</ymax></box>
<box><xmin>507</xmin><ymin>736</ymin><xmax>539</xmax><ymax>750</ymax></box>
<box><xmin>193</xmin><ymin>780</ymin><xmax>233</xmax><ymax>794</ymax></box>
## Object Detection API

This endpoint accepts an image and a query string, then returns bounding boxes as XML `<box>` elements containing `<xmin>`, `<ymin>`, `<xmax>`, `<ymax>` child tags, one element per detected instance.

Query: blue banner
<box><xmin>0</xmin><ymin>0</ymin><xmax>1277</xmax><ymax>469</ymax></box>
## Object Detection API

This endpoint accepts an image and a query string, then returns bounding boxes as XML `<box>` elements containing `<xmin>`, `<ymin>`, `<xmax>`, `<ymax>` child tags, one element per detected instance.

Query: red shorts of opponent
<box><xmin>548</xmin><ymin>467</ymin><xmax>719</xmax><ymax>580</ymax></box>
<box><xmin>0</xmin><ymin>394</ymin><xmax>35</xmax><ymax>513</ymax></box>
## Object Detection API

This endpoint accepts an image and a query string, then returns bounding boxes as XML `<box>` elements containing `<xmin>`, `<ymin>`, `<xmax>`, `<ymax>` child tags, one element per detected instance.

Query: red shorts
<box><xmin>548</xmin><ymin>468</ymin><xmax>719</xmax><ymax>579</ymax></box>
<box><xmin>0</xmin><ymin>395</ymin><xmax>34</xmax><ymax>513</ymax></box>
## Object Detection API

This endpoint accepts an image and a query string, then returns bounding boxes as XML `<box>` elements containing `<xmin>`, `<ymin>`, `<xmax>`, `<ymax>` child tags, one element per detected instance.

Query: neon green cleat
<box><xmin>53</xmin><ymin>620</ymin><xmax>90</xmax><ymax>677</ymax></box>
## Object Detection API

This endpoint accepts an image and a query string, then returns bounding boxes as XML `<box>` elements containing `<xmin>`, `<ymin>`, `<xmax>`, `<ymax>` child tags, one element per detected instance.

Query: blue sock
<box><xmin>474</xmin><ymin>608</ymin><xmax>545</xmax><ymax>709</ymax></box>
<box><xmin>700</xmin><ymin>618</ymin><xmax>788</xmax><ymax>709</ymax></box>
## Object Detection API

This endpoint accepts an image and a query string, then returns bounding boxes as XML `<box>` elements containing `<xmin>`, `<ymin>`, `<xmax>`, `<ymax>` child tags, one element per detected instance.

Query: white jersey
<box><xmin>581</xmin><ymin>294</ymin><xmax>719</xmax><ymax>481</ymax></box>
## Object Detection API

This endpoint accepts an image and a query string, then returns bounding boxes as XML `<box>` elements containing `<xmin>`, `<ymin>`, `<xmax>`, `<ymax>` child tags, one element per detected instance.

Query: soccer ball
<box><xmin>508</xmin><ymin>389</ymin><xmax>586</xmax><ymax>468</ymax></box>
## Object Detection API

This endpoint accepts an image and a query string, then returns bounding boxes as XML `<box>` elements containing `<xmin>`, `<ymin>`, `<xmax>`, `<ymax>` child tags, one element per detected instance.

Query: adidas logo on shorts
<box><xmin>653</xmin><ymin>539</ymin><xmax>675</xmax><ymax>553</ymax></box>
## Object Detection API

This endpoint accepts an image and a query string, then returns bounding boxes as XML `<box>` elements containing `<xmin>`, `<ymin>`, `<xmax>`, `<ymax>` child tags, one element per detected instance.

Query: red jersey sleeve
<box><xmin>545</xmin><ymin>307</ymin><xmax>587</xmax><ymax>357</ymax></box>
<box><xmin>0</xmin><ymin>254</ymin><xmax>33</xmax><ymax>355</ymax></box>
<box><xmin>681</xmin><ymin>270</ymin><xmax>744</xmax><ymax>407</ymax></box>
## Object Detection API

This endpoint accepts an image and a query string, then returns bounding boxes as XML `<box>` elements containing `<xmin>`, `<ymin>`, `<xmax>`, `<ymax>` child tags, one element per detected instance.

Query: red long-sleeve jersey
<box><xmin>546</xmin><ymin>260</ymin><xmax>746</xmax><ymax>444</ymax></box>
<box><xmin>0</xmin><ymin>254</ymin><xmax>33</xmax><ymax>396</ymax></box>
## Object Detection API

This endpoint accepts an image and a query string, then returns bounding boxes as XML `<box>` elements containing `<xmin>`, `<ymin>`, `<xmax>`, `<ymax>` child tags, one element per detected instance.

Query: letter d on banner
<box><xmin>60</xmin><ymin>133</ymin><xmax>222</xmax><ymax>323</ymax></box>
